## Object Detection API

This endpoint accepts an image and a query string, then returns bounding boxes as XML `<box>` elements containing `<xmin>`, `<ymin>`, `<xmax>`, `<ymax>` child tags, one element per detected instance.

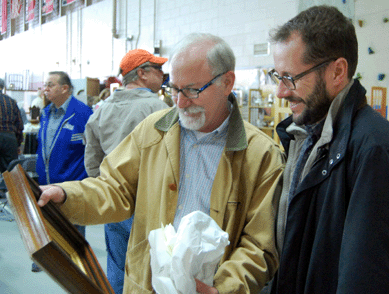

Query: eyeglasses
<box><xmin>268</xmin><ymin>59</ymin><xmax>336</xmax><ymax>90</ymax></box>
<box><xmin>141</xmin><ymin>65</ymin><xmax>163</xmax><ymax>72</ymax></box>
<box><xmin>44</xmin><ymin>82</ymin><xmax>59</xmax><ymax>88</ymax></box>
<box><xmin>163</xmin><ymin>72</ymin><xmax>227</xmax><ymax>99</ymax></box>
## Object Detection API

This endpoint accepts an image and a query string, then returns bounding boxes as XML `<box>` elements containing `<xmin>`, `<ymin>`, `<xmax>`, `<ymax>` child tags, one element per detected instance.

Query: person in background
<box><xmin>268</xmin><ymin>5</ymin><xmax>389</xmax><ymax>293</ymax></box>
<box><xmin>84</xmin><ymin>49</ymin><xmax>169</xmax><ymax>294</ymax></box>
<box><xmin>0</xmin><ymin>78</ymin><xmax>23</xmax><ymax>173</ymax></box>
<box><xmin>33</xmin><ymin>71</ymin><xmax>93</xmax><ymax>272</ymax></box>
<box><xmin>93</xmin><ymin>88</ymin><xmax>111</xmax><ymax>111</ymax></box>
<box><xmin>87</xmin><ymin>95</ymin><xmax>97</xmax><ymax>109</ymax></box>
<box><xmin>30</xmin><ymin>88</ymin><xmax>45</xmax><ymax>111</ymax></box>
<box><xmin>105</xmin><ymin>76</ymin><xmax>122</xmax><ymax>90</ymax></box>
<box><xmin>37</xmin><ymin>33</ymin><xmax>284</xmax><ymax>293</ymax></box>
<box><xmin>17</xmin><ymin>101</ymin><xmax>28</xmax><ymax>125</ymax></box>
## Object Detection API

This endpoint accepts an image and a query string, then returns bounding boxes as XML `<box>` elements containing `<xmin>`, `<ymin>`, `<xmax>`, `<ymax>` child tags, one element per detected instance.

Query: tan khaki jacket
<box><xmin>59</xmin><ymin>94</ymin><xmax>285</xmax><ymax>293</ymax></box>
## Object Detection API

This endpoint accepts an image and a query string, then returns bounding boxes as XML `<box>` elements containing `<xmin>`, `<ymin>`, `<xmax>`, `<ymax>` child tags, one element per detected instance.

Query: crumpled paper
<box><xmin>148</xmin><ymin>211</ymin><xmax>229</xmax><ymax>294</ymax></box>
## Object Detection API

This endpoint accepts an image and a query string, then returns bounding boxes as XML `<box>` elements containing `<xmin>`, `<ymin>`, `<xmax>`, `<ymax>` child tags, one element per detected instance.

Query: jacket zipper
<box><xmin>43</xmin><ymin>112</ymin><xmax>75</xmax><ymax>184</ymax></box>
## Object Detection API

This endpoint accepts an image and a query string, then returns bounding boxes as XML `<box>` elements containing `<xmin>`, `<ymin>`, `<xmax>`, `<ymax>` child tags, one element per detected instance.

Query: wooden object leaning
<box><xmin>3</xmin><ymin>164</ymin><xmax>114</xmax><ymax>294</ymax></box>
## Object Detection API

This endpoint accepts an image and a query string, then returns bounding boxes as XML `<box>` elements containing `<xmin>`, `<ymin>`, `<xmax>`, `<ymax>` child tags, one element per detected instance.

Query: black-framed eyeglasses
<box><xmin>163</xmin><ymin>72</ymin><xmax>227</xmax><ymax>99</ymax></box>
<box><xmin>268</xmin><ymin>59</ymin><xmax>336</xmax><ymax>90</ymax></box>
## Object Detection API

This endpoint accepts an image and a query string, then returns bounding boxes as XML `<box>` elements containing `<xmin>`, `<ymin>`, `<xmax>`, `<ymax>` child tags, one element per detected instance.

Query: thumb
<box><xmin>37</xmin><ymin>185</ymin><xmax>66</xmax><ymax>207</ymax></box>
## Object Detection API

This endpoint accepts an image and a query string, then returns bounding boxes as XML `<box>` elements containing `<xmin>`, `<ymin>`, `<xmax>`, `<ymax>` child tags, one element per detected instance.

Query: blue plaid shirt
<box><xmin>45</xmin><ymin>97</ymin><xmax>72</xmax><ymax>153</ymax></box>
<box><xmin>173</xmin><ymin>111</ymin><xmax>231</xmax><ymax>229</ymax></box>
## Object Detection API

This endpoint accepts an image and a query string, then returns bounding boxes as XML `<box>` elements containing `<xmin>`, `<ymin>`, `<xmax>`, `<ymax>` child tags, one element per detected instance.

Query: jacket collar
<box><xmin>154</xmin><ymin>93</ymin><xmax>248</xmax><ymax>151</ymax></box>
<box><xmin>43</xmin><ymin>95</ymin><xmax>77</xmax><ymax>119</ymax></box>
<box><xmin>110</xmin><ymin>88</ymin><xmax>157</xmax><ymax>102</ymax></box>
<box><xmin>278</xmin><ymin>79</ymin><xmax>368</xmax><ymax>198</ymax></box>
<box><xmin>277</xmin><ymin>79</ymin><xmax>367</xmax><ymax>155</ymax></box>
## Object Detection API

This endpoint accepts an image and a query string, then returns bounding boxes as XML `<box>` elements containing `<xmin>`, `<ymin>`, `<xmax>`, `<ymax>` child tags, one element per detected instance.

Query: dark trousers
<box><xmin>0</xmin><ymin>132</ymin><xmax>18</xmax><ymax>173</ymax></box>
<box><xmin>74</xmin><ymin>224</ymin><xmax>86</xmax><ymax>238</ymax></box>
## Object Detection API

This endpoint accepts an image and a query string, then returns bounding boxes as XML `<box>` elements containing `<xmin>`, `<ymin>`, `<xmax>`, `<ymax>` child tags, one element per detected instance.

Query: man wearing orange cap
<box><xmin>84</xmin><ymin>49</ymin><xmax>169</xmax><ymax>294</ymax></box>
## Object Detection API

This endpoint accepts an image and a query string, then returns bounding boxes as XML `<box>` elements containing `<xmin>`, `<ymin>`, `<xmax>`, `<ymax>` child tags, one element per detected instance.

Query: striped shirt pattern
<box><xmin>0</xmin><ymin>93</ymin><xmax>24</xmax><ymax>145</ymax></box>
<box><xmin>173</xmin><ymin>117</ymin><xmax>230</xmax><ymax>230</ymax></box>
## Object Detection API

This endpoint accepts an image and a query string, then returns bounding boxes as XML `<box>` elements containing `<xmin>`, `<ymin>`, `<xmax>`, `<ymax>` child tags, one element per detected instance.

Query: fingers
<box><xmin>40</xmin><ymin>185</ymin><xmax>53</xmax><ymax>192</ymax></box>
<box><xmin>195</xmin><ymin>279</ymin><xmax>219</xmax><ymax>294</ymax></box>
<box><xmin>37</xmin><ymin>185</ymin><xmax>66</xmax><ymax>207</ymax></box>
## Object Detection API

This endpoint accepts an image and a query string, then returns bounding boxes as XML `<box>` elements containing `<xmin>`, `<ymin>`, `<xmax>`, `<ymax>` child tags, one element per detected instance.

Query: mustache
<box><xmin>285</xmin><ymin>96</ymin><xmax>305</xmax><ymax>104</ymax></box>
<box><xmin>178</xmin><ymin>105</ymin><xmax>205</xmax><ymax>114</ymax></box>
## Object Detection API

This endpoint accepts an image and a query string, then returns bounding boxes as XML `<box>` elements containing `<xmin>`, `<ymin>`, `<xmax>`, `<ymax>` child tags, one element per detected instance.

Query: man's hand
<box><xmin>195</xmin><ymin>279</ymin><xmax>219</xmax><ymax>294</ymax></box>
<box><xmin>37</xmin><ymin>185</ymin><xmax>66</xmax><ymax>207</ymax></box>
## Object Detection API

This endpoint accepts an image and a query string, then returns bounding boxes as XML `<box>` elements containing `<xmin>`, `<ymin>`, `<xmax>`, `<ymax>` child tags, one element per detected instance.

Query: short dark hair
<box><xmin>49</xmin><ymin>71</ymin><xmax>74</xmax><ymax>93</ymax></box>
<box><xmin>269</xmin><ymin>5</ymin><xmax>358</xmax><ymax>79</ymax></box>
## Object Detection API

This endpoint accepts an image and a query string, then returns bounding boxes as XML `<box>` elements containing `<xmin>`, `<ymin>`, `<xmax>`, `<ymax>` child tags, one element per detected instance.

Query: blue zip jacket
<box><xmin>36</xmin><ymin>96</ymin><xmax>93</xmax><ymax>185</ymax></box>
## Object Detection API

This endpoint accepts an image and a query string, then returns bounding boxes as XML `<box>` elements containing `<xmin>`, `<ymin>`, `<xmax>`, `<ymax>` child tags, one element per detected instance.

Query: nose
<box><xmin>175</xmin><ymin>92</ymin><xmax>192</xmax><ymax>109</ymax></box>
<box><xmin>276</xmin><ymin>81</ymin><xmax>292</xmax><ymax>99</ymax></box>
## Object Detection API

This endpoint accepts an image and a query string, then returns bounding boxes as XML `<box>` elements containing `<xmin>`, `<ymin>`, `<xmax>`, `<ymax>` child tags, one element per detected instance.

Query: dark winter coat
<box><xmin>272</xmin><ymin>79</ymin><xmax>389</xmax><ymax>294</ymax></box>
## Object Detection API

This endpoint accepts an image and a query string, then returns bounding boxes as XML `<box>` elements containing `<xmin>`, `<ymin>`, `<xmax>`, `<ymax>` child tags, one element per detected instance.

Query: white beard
<box><xmin>178</xmin><ymin>105</ymin><xmax>206</xmax><ymax>131</ymax></box>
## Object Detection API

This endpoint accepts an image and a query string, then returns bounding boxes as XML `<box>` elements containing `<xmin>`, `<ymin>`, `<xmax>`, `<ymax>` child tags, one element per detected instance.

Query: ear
<box><xmin>222</xmin><ymin>71</ymin><xmax>235</xmax><ymax>96</ymax></box>
<box><xmin>61</xmin><ymin>84</ymin><xmax>70</xmax><ymax>95</ymax></box>
<box><xmin>330</xmin><ymin>57</ymin><xmax>348</xmax><ymax>87</ymax></box>
<box><xmin>137</xmin><ymin>68</ymin><xmax>147</xmax><ymax>81</ymax></box>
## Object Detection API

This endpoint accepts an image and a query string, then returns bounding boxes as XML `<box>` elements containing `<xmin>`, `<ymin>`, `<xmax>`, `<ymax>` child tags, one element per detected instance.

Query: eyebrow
<box><xmin>275</xmin><ymin>69</ymin><xmax>294</xmax><ymax>77</ymax></box>
<box><xmin>168</xmin><ymin>82</ymin><xmax>196</xmax><ymax>88</ymax></box>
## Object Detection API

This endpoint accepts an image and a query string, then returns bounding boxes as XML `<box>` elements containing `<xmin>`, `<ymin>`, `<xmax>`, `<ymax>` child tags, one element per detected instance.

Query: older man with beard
<box><xmin>37</xmin><ymin>33</ymin><xmax>285</xmax><ymax>294</ymax></box>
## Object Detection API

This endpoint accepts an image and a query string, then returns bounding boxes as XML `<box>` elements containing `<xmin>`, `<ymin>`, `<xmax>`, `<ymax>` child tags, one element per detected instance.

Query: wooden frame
<box><xmin>248</xmin><ymin>88</ymin><xmax>275</xmax><ymax>138</ymax></box>
<box><xmin>371</xmin><ymin>86</ymin><xmax>387</xmax><ymax>119</ymax></box>
<box><xmin>3</xmin><ymin>165</ymin><xmax>114</xmax><ymax>294</ymax></box>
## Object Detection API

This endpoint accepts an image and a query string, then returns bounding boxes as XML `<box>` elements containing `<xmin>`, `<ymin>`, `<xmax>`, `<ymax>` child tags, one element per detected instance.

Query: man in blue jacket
<box><xmin>35</xmin><ymin>71</ymin><xmax>92</xmax><ymax>271</ymax></box>
<box><xmin>268</xmin><ymin>5</ymin><xmax>389</xmax><ymax>293</ymax></box>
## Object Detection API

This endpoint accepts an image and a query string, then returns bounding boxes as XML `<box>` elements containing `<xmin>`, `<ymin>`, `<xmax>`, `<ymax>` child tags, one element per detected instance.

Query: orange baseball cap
<box><xmin>119</xmin><ymin>49</ymin><xmax>168</xmax><ymax>77</ymax></box>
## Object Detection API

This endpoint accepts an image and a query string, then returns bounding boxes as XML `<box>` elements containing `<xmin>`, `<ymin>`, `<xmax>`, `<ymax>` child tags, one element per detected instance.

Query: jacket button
<box><xmin>169</xmin><ymin>183</ymin><xmax>177</xmax><ymax>191</ymax></box>
<box><xmin>336</xmin><ymin>153</ymin><xmax>341</xmax><ymax>159</ymax></box>
<box><xmin>329</xmin><ymin>159</ymin><xmax>334</xmax><ymax>165</ymax></box>
<box><xmin>322</xmin><ymin>170</ymin><xmax>327</xmax><ymax>176</ymax></box>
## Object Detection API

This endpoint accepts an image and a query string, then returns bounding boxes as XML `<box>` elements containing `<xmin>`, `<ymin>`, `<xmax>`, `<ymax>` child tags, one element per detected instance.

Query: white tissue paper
<box><xmin>148</xmin><ymin>211</ymin><xmax>229</xmax><ymax>294</ymax></box>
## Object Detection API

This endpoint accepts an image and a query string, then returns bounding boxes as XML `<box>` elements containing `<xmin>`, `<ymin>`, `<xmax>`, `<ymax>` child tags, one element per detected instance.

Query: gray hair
<box><xmin>169</xmin><ymin>33</ymin><xmax>235</xmax><ymax>76</ymax></box>
<box><xmin>122</xmin><ymin>61</ymin><xmax>152</xmax><ymax>86</ymax></box>
<box><xmin>49</xmin><ymin>71</ymin><xmax>74</xmax><ymax>94</ymax></box>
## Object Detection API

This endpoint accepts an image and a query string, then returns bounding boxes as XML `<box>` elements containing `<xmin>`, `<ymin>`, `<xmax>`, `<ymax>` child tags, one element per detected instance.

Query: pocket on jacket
<box><xmin>125</xmin><ymin>238</ymin><xmax>153</xmax><ymax>292</ymax></box>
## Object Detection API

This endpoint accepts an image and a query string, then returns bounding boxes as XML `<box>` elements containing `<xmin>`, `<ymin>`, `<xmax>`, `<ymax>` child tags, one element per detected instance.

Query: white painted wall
<box><xmin>0</xmin><ymin>0</ymin><xmax>298</xmax><ymax>81</ymax></box>
<box><xmin>0</xmin><ymin>0</ymin><xmax>388</xmax><ymax>107</ymax></box>
<box><xmin>354</xmin><ymin>0</ymin><xmax>389</xmax><ymax>103</ymax></box>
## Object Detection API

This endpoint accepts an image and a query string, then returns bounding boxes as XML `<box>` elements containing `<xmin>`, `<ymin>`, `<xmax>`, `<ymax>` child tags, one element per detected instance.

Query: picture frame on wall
<box><xmin>3</xmin><ymin>164</ymin><xmax>114</xmax><ymax>294</ymax></box>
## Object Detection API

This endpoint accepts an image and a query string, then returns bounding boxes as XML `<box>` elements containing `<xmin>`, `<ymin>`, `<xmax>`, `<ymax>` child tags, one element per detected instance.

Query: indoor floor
<box><xmin>0</xmin><ymin>199</ymin><xmax>107</xmax><ymax>294</ymax></box>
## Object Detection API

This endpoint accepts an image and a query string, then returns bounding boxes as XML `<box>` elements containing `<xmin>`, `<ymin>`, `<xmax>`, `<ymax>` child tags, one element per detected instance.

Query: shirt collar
<box><xmin>50</xmin><ymin>96</ymin><xmax>72</xmax><ymax>114</ymax></box>
<box><xmin>155</xmin><ymin>93</ymin><xmax>248</xmax><ymax>151</ymax></box>
<box><xmin>181</xmin><ymin>101</ymin><xmax>233</xmax><ymax>140</ymax></box>
<box><xmin>135</xmin><ymin>87</ymin><xmax>153</xmax><ymax>93</ymax></box>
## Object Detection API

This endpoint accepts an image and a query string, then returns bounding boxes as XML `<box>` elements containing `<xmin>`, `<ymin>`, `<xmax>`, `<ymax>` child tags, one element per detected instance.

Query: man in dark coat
<box><xmin>268</xmin><ymin>5</ymin><xmax>389</xmax><ymax>294</ymax></box>
<box><xmin>0</xmin><ymin>79</ymin><xmax>23</xmax><ymax>173</ymax></box>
